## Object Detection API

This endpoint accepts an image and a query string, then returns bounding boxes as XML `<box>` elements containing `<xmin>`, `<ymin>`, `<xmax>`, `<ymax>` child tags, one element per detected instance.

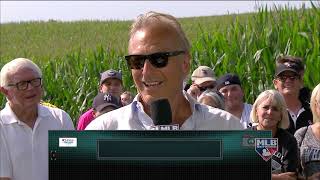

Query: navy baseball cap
<box><xmin>92</xmin><ymin>93</ymin><xmax>121</xmax><ymax>112</ymax></box>
<box><xmin>216</xmin><ymin>73</ymin><xmax>241</xmax><ymax>90</ymax></box>
<box><xmin>100</xmin><ymin>69</ymin><xmax>122</xmax><ymax>85</ymax></box>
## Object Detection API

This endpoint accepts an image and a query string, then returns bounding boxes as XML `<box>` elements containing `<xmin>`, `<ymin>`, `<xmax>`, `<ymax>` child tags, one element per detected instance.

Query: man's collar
<box><xmin>132</xmin><ymin>91</ymin><xmax>201</xmax><ymax>112</ymax></box>
<box><xmin>1</xmin><ymin>103</ymin><xmax>51</xmax><ymax>125</ymax></box>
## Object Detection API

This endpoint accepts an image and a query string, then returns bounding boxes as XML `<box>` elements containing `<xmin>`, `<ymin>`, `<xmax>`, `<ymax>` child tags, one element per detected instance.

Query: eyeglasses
<box><xmin>276</xmin><ymin>75</ymin><xmax>300</xmax><ymax>82</ymax></box>
<box><xmin>8</xmin><ymin>78</ymin><xmax>42</xmax><ymax>91</ymax></box>
<box><xmin>124</xmin><ymin>51</ymin><xmax>185</xmax><ymax>69</ymax></box>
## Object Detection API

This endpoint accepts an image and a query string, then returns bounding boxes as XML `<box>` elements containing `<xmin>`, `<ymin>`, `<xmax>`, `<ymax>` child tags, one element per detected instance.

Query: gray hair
<box><xmin>0</xmin><ymin>58</ymin><xmax>42</xmax><ymax>88</ymax></box>
<box><xmin>250</xmin><ymin>89</ymin><xmax>289</xmax><ymax>129</ymax></box>
<box><xmin>129</xmin><ymin>11</ymin><xmax>190</xmax><ymax>52</ymax></box>
<box><xmin>198</xmin><ymin>90</ymin><xmax>225</xmax><ymax>110</ymax></box>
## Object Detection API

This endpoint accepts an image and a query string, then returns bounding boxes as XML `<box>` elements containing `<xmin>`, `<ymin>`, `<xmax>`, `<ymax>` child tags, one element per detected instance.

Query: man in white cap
<box><xmin>187</xmin><ymin>66</ymin><xmax>216</xmax><ymax>99</ymax></box>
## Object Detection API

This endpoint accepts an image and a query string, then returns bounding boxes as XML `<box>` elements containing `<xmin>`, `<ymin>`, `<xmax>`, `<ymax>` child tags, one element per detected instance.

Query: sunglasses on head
<box><xmin>124</xmin><ymin>51</ymin><xmax>185</xmax><ymax>69</ymax></box>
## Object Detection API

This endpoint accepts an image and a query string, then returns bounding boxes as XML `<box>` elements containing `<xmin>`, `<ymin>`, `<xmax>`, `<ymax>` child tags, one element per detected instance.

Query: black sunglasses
<box><xmin>124</xmin><ymin>51</ymin><xmax>185</xmax><ymax>69</ymax></box>
<box><xmin>276</xmin><ymin>75</ymin><xmax>300</xmax><ymax>82</ymax></box>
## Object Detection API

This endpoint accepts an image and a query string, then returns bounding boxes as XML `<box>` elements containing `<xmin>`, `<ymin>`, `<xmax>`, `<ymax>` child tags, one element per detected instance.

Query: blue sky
<box><xmin>0</xmin><ymin>1</ymin><xmax>316</xmax><ymax>23</ymax></box>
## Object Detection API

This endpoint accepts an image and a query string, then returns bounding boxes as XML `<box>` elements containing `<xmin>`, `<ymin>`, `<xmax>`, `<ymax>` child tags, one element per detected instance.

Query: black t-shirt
<box><xmin>249</xmin><ymin>126</ymin><xmax>298</xmax><ymax>173</ymax></box>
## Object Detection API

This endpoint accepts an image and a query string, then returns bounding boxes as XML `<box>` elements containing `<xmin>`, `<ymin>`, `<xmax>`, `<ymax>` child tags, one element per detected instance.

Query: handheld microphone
<box><xmin>150</xmin><ymin>98</ymin><xmax>179</xmax><ymax>130</ymax></box>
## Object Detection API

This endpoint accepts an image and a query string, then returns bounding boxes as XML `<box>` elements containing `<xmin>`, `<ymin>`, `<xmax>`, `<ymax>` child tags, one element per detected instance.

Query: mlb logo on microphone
<box><xmin>255</xmin><ymin>138</ymin><xmax>278</xmax><ymax>161</ymax></box>
<box><xmin>157</xmin><ymin>124</ymin><xmax>179</xmax><ymax>130</ymax></box>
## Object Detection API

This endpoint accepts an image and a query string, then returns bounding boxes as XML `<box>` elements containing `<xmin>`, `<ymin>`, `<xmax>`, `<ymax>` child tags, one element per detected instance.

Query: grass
<box><xmin>0</xmin><ymin>3</ymin><xmax>319</xmax><ymax>124</ymax></box>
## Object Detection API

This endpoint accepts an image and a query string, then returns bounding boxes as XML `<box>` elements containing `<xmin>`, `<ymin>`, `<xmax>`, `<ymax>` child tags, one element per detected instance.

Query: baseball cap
<box><xmin>92</xmin><ymin>93</ymin><xmax>121</xmax><ymax>112</ymax></box>
<box><xmin>216</xmin><ymin>73</ymin><xmax>241</xmax><ymax>90</ymax></box>
<box><xmin>100</xmin><ymin>69</ymin><xmax>122</xmax><ymax>85</ymax></box>
<box><xmin>276</xmin><ymin>56</ymin><xmax>304</xmax><ymax>72</ymax></box>
<box><xmin>275</xmin><ymin>63</ymin><xmax>299</xmax><ymax>77</ymax></box>
<box><xmin>191</xmin><ymin>66</ymin><xmax>216</xmax><ymax>85</ymax></box>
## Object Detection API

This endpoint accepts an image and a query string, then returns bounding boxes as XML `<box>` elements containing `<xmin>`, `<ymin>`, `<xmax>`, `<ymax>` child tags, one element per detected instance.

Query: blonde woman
<box><xmin>295</xmin><ymin>83</ymin><xmax>320</xmax><ymax>180</ymax></box>
<box><xmin>249</xmin><ymin>90</ymin><xmax>298</xmax><ymax>180</ymax></box>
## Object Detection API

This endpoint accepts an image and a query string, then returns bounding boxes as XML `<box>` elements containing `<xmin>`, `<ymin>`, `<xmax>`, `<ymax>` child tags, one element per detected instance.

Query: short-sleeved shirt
<box><xmin>0</xmin><ymin>103</ymin><xmax>75</xmax><ymax>180</ymax></box>
<box><xmin>294</xmin><ymin>126</ymin><xmax>320</xmax><ymax>177</ymax></box>
<box><xmin>77</xmin><ymin>108</ymin><xmax>94</xmax><ymax>130</ymax></box>
<box><xmin>86</xmin><ymin>92</ymin><xmax>243</xmax><ymax>130</ymax></box>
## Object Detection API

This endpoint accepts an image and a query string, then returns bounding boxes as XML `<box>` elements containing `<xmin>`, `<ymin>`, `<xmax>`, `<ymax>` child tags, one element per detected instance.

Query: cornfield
<box><xmin>0</xmin><ymin>4</ymin><xmax>319</xmax><ymax>124</ymax></box>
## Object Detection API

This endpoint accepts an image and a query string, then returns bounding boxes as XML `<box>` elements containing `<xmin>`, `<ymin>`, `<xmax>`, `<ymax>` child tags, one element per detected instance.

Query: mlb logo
<box><xmin>255</xmin><ymin>138</ymin><xmax>278</xmax><ymax>161</ymax></box>
<box><xmin>157</xmin><ymin>124</ymin><xmax>180</xmax><ymax>130</ymax></box>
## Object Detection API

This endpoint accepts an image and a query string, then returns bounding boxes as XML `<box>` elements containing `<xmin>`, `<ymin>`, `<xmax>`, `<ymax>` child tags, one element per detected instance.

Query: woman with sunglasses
<box><xmin>273</xmin><ymin>63</ymin><xmax>313</xmax><ymax>135</ymax></box>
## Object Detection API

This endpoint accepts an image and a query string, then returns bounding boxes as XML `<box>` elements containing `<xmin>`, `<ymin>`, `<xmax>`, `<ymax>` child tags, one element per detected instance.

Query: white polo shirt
<box><xmin>0</xmin><ymin>103</ymin><xmax>74</xmax><ymax>180</ymax></box>
<box><xmin>86</xmin><ymin>91</ymin><xmax>243</xmax><ymax>130</ymax></box>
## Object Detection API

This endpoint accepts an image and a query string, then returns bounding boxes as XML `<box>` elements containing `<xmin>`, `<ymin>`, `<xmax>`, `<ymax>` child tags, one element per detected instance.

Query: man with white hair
<box><xmin>0</xmin><ymin>58</ymin><xmax>74</xmax><ymax>180</ymax></box>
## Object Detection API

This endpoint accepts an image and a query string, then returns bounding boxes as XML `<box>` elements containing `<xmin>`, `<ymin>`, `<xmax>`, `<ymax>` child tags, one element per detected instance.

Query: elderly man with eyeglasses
<box><xmin>86</xmin><ymin>11</ymin><xmax>242</xmax><ymax>130</ymax></box>
<box><xmin>0</xmin><ymin>58</ymin><xmax>74</xmax><ymax>180</ymax></box>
